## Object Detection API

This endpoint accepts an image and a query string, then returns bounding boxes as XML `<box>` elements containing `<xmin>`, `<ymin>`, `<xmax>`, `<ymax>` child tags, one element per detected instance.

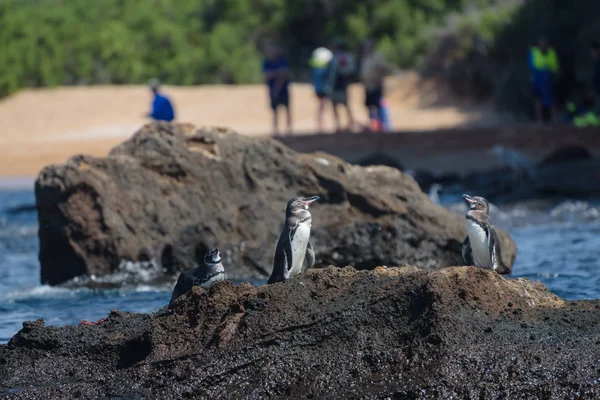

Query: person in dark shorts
<box><xmin>309</xmin><ymin>47</ymin><xmax>333</xmax><ymax>132</ymax></box>
<box><xmin>263</xmin><ymin>45</ymin><xmax>292</xmax><ymax>135</ymax></box>
<box><xmin>325</xmin><ymin>38</ymin><xmax>356</xmax><ymax>132</ymax></box>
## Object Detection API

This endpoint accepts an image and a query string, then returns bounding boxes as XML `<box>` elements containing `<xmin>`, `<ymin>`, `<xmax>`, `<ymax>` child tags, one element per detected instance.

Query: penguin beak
<box><xmin>462</xmin><ymin>194</ymin><xmax>475</xmax><ymax>204</ymax></box>
<box><xmin>303</xmin><ymin>196</ymin><xmax>320</xmax><ymax>205</ymax></box>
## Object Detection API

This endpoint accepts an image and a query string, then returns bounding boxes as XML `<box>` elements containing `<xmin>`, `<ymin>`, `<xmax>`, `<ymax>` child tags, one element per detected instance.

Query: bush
<box><xmin>0</xmin><ymin>0</ymin><xmax>502</xmax><ymax>97</ymax></box>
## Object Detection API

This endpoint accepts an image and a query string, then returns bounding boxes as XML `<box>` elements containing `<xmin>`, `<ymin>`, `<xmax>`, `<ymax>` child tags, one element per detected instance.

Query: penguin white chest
<box><xmin>290</xmin><ymin>221</ymin><xmax>311</xmax><ymax>275</ymax></box>
<box><xmin>466</xmin><ymin>220</ymin><xmax>491</xmax><ymax>268</ymax></box>
<box><xmin>199</xmin><ymin>270</ymin><xmax>224</xmax><ymax>289</ymax></box>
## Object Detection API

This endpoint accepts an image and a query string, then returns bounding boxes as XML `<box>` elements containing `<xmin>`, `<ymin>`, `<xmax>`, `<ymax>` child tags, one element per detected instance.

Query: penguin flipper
<box><xmin>489</xmin><ymin>228</ymin><xmax>511</xmax><ymax>275</ymax></box>
<box><xmin>268</xmin><ymin>232</ymin><xmax>293</xmax><ymax>284</ymax></box>
<box><xmin>169</xmin><ymin>272</ymin><xmax>192</xmax><ymax>305</ymax></box>
<box><xmin>461</xmin><ymin>236</ymin><xmax>474</xmax><ymax>266</ymax></box>
<box><xmin>303</xmin><ymin>241</ymin><xmax>316</xmax><ymax>271</ymax></box>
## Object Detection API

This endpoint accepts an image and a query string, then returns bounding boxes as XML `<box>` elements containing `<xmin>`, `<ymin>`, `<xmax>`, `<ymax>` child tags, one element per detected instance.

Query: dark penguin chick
<box><xmin>461</xmin><ymin>194</ymin><xmax>511</xmax><ymax>275</ymax></box>
<box><xmin>268</xmin><ymin>196</ymin><xmax>319</xmax><ymax>284</ymax></box>
<box><xmin>169</xmin><ymin>248</ymin><xmax>225</xmax><ymax>305</ymax></box>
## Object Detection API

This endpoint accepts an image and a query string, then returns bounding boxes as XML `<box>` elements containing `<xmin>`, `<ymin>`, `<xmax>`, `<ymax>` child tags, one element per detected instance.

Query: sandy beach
<box><xmin>0</xmin><ymin>72</ymin><xmax>509</xmax><ymax>177</ymax></box>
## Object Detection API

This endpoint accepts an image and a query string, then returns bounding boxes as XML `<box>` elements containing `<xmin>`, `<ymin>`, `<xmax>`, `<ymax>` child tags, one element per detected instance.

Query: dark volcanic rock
<box><xmin>35</xmin><ymin>122</ymin><xmax>515</xmax><ymax>285</ymax></box>
<box><xmin>538</xmin><ymin>145</ymin><xmax>593</xmax><ymax>167</ymax></box>
<box><xmin>1</xmin><ymin>267</ymin><xmax>599</xmax><ymax>399</ymax></box>
<box><xmin>452</xmin><ymin>157</ymin><xmax>600</xmax><ymax>203</ymax></box>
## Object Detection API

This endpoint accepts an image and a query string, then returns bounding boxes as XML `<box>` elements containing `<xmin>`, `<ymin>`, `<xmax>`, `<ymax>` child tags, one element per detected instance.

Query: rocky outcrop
<box><xmin>538</xmin><ymin>145</ymin><xmax>593</xmax><ymax>167</ymax></box>
<box><xmin>35</xmin><ymin>122</ymin><xmax>516</xmax><ymax>285</ymax></box>
<box><xmin>448</xmin><ymin>150</ymin><xmax>600</xmax><ymax>203</ymax></box>
<box><xmin>1</xmin><ymin>266</ymin><xmax>599</xmax><ymax>399</ymax></box>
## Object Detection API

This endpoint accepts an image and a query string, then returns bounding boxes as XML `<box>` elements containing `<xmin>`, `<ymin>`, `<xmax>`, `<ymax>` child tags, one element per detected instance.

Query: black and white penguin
<box><xmin>268</xmin><ymin>196</ymin><xmax>319</xmax><ymax>284</ymax></box>
<box><xmin>169</xmin><ymin>247</ymin><xmax>225</xmax><ymax>304</ymax></box>
<box><xmin>461</xmin><ymin>194</ymin><xmax>511</xmax><ymax>275</ymax></box>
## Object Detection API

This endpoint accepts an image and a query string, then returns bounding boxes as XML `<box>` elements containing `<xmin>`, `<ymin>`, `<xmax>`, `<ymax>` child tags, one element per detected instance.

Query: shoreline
<box><xmin>0</xmin><ymin>75</ymin><xmax>511</xmax><ymax>177</ymax></box>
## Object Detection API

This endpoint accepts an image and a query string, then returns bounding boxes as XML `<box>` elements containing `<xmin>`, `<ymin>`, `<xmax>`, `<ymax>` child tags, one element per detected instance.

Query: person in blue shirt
<box><xmin>263</xmin><ymin>46</ymin><xmax>291</xmax><ymax>135</ymax></box>
<box><xmin>147</xmin><ymin>78</ymin><xmax>175</xmax><ymax>122</ymax></box>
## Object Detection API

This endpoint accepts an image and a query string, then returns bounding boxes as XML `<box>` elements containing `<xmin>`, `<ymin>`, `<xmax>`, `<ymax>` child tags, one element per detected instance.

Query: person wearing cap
<box><xmin>529</xmin><ymin>37</ymin><xmax>559</xmax><ymax>122</ymax></box>
<box><xmin>325</xmin><ymin>38</ymin><xmax>356</xmax><ymax>132</ymax></box>
<box><xmin>309</xmin><ymin>47</ymin><xmax>333</xmax><ymax>132</ymax></box>
<box><xmin>147</xmin><ymin>78</ymin><xmax>175</xmax><ymax>122</ymax></box>
<box><xmin>263</xmin><ymin>45</ymin><xmax>292</xmax><ymax>135</ymax></box>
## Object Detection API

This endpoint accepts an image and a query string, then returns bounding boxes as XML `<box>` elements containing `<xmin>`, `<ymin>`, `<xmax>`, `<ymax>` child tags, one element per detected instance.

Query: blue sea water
<box><xmin>0</xmin><ymin>184</ymin><xmax>599</xmax><ymax>344</ymax></box>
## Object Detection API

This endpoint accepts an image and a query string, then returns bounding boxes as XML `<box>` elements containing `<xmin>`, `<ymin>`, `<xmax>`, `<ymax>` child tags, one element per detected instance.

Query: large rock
<box><xmin>1</xmin><ymin>267</ymin><xmax>599</xmax><ymax>398</ymax></box>
<box><xmin>36</xmin><ymin>122</ymin><xmax>515</xmax><ymax>285</ymax></box>
<box><xmin>538</xmin><ymin>145</ymin><xmax>593</xmax><ymax>167</ymax></box>
<box><xmin>450</xmin><ymin>157</ymin><xmax>600</xmax><ymax>203</ymax></box>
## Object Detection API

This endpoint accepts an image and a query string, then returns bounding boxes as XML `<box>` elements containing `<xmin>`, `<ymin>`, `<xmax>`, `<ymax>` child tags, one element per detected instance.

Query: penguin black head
<box><xmin>286</xmin><ymin>196</ymin><xmax>319</xmax><ymax>216</ymax></box>
<box><xmin>204</xmin><ymin>248</ymin><xmax>222</xmax><ymax>266</ymax></box>
<box><xmin>463</xmin><ymin>194</ymin><xmax>489</xmax><ymax>214</ymax></box>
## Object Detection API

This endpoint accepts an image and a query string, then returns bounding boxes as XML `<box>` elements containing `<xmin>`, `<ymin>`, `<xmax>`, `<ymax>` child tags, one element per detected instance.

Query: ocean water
<box><xmin>0</xmin><ymin>185</ymin><xmax>599</xmax><ymax>344</ymax></box>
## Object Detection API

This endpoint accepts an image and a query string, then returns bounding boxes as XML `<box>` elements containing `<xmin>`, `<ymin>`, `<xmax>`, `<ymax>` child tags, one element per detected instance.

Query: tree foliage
<box><xmin>0</xmin><ymin>0</ymin><xmax>499</xmax><ymax>96</ymax></box>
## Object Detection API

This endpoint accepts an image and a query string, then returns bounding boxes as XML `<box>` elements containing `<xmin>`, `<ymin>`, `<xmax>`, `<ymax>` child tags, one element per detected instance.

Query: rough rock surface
<box><xmin>1</xmin><ymin>266</ymin><xmax>600</xmax><ymax>399</ymax></box>
<box><xmin>36</xmin><ymin>122</ymin><xmax>515</xmax><ymax>285</ymax></box>
<box><xmin>538</xmin><ymin>145</ymin><xmax>593</xmax><ymax>167</ymax></box>
<box><xmin>450</xmin><ymin>157</ymin><xmax>600</xmax><ymax>203</ymax></box>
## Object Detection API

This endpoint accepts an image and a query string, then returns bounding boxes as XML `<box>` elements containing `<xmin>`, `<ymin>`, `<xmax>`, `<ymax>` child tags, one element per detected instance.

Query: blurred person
<box><xmin>529</xmin><ymin>37</ymin><xmax>559</xmax><ymax>123</ymax></box>
<box><xmin>590</xmin><ymin>41</ymin><xmax>600</xmax><ymax>114</ymax></box>
<box><xmin>309</xmin><ymin>47</ymin><xmax>333</xmax><ymax>132</ymax></box>
<box><xmin>263</xmin><ymin>45</ymin><xmax>292</xmax><ymax>135</ymax></box>
<box><xmin>360</xmin><ymin>38</ymin><xmax>397</xmax><ymax>132</ymax></box>
<box><xmin>379</xmin><ymin>98</ymin><xmax>392</xmax><ymax>132</ymax></box>
<box><xmin>147</xmin><ymin>78</ymin><xmax>175</xmax><ymax>122</ymax></box>
<box><xmin>566</xmin><ymin>91</ymin><xmax>599</xmax><ymax>127</ymax></box>
<box><xmin>325</xmin><ymin>38</ymin><xmax>356</xmax><ymax>132</ymax></box>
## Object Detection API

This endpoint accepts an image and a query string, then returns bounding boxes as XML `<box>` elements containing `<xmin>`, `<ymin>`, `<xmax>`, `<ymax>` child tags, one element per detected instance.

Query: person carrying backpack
<box><xmin>325</xmin><ymin>38</ymin><xmax>356</xmax><ymax>132</ymax></box>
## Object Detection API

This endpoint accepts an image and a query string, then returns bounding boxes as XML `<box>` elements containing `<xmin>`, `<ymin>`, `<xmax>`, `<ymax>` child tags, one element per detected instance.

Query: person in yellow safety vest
<box><xmin>529</xmin><ymin>37</ymin><xmax>559</xmax><ymax>123</ymax></box>
<box><xmin>574</xmin><ymin>111</ymin><xmax>599</xmax><ymax>127</ymax></box>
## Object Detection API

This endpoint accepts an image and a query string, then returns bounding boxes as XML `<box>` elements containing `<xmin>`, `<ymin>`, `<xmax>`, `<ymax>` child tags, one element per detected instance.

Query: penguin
<box><xmin>268</xmin><ymin>196</ymin><xmax>319</xmax><ymax>284</ymax></box>
<box><xmin>489</xmin><ymin>145</ymin><xmax>536</xmax><ymax>183</ymax></box>
<box><xmin>169</xmin><ymin>247</ymin><xmax>225</xmax><ymax>305</ymax></box>
<box><xmin>428</xmin><ymin>183</ymin><xmax>443</xmax><ymax>204</ymax></box>
<box><xmin>461</xmin><ymin>194</ymin><xmax>511</xmax><ymax>275</ymax></box>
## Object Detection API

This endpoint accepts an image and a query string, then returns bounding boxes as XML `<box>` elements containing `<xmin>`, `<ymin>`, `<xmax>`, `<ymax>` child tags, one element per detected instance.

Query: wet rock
<box><xmin>4</xmin><ymin>204</ymin><xmax>36</xmax><ymax>215</ymax></box>
<box><xmin>1</xmin><ymin>267</ymin><xmax>599</xmax><ymax>399</ymax></box>
<box><xmin>36</xmin><ymin>122</ymin><xmax>516</xmax><ymax>285</ymax></box>
<box><xmin>450</xmin><ymin>157</ymin><xmax>600</xmax><ymax>203</ymax></box>
<box><xmin>538</xmin><ymin>145</ymin><xmax>593</xmax><ymax>167</ymax></box>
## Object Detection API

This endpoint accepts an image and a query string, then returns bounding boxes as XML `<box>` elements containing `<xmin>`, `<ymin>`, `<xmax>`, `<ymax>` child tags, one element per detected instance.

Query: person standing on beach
<box><xmin>529</xmin><ymin>37</ymin><xmax>559</xmax><ymax>123</ymax></box>
<box><xmin>309</xmin><ymin>47</ymin><xmax>333</xmax><ymax>132</ymax></box>
<box><xmin>325</xmin><ymin>38</ymin><xmax>356</xmax><ymax>133</ymax></box>
<box><xmin>263</xmin><ymin>45</ymin><xmax>292</xmax><ymax>135</ymax></box>
<box><xmin>360</xmin><ymin>38</ymin><xmax>397</xmax><ymax>132</ymax></box>
<box><xmin>147</xmin><ymin>78</ymin><xmax>175</xmax><ymax>122</ymax></box>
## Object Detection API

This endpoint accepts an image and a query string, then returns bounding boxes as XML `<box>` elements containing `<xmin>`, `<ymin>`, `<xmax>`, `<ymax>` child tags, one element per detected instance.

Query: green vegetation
<box><xmin>0</xmin><ymin>0</ymin><xmax>505</xmax><ymax>97</ymax></box>
<box><xmin>423</xmin><ymin>0</ymin><xmax>600</xmax><ymax>113</ymax></box>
